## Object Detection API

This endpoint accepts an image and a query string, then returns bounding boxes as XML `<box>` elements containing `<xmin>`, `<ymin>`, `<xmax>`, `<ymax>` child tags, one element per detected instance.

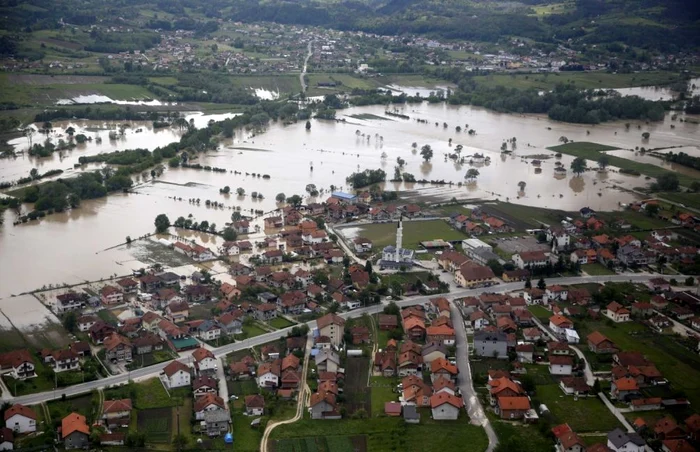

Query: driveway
<box><xmin>450</xmin><ymin>302</ymin><xmax>498</xmax><ymax>452</ymax></box>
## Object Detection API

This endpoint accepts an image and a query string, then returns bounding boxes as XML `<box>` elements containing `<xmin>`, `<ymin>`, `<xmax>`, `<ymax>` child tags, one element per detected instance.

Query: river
<box><xmin>1</xmin><ymin>100</ymin><xmax>699</xmax><ymax>298</ymax></box>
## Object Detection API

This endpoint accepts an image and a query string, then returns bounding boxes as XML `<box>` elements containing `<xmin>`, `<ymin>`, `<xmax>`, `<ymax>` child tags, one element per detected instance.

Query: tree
<box><xmin>645</xmin><ymin>203</ymin><xmax>660</xmax><ymax>217</ymax></box>
<box><xmin>62</xmin><ymin>311</ymin><xmax>78</xmax><ymax>333</ymax></box>
<box><xmin>537</xmin><ymin>278</ymin><xmax>546</xmax><ymax>290</ymax></box>
<box><xmin>154</xmin><ymin>214</ymin><xmax>170</xmax><ymax>233</ymax></box>
<box><xmin>486</xmin><ymin>259</ymin><xmax>503</xmax><ymax>278</ymax></box>
<box><xmin>221</xmin><ymin>186</ymin><xmax>231</xmax><ymax>194</ymax></box>
<box><xmin>686</xmin><ymin>277</ymin><xmax>695</xmax><ymax>286</ymax></box>
<box><xmin>276</xmin><ymin>193</ymin><xmax>286</xmax><ymax>202</ymax></box>
<box><xmin>465</xmin><ymin>168</ymin><xmax>480</xmax><ymax>180</ymax></box>
<box><xmin>593</xmin><ymin>378</ymin><xmax>601</xmax><ymax>394</ymax></box>
<box><xmin>524</xmin><ymin>277</ymin><xmax>532</xmax><ymax>289</ymax></box>
<box><xmin>365</xmin><ymin>260</ymin><xmax>373</xmax><ymax>275</ymax></box>
<box><xmin>654</xmin><ymin>173</ymin><xmax>679</xmax><ymax>192</ymax></box>
<box><xmin>597</xmin><ymin>154</ymin><xmax>610</xmax><ymax>169</ymax></box>
<box><xmin>570</xmin><ymin>157</ymin><xmax>587</xmax><ymax>175</ymax></box>
<box><xmin>500</xmin><ymin>142</ymin><xmax>507</xmax><ymax>151</ymax></box>
<box><xmin>559</xmin><ymin>136</ymin><xmax>569</xmax><ymax>144</ymax></box>
<box><xmin>642</xmin><ymin>132</ymin><xmax>650</xmax><ymax>140</ymax></box>
<box><xmin>199</xmin><ymin>220</ymin><xmax>209</xmax><ymax>231</ymax></box>
<box><xmin>222</xmin><ymin>228</ymin><xmax>237</xmax><ymax>241</ymax></box>
<box><xmin>420</xmin><ymin>144</ymin><xmax>433</xmax><ymax>162</ymax></box>
<box><xmin>286</xmin><ymin>194</ymin><xmax>302</xmax><ymax>206</ymax></box>
<box><xmin>236</xmin><ymin>187</ymin><xmax>245</xmax><ymax>196</ymax></box>
<box><xmin>305</xmin><ymin>120</ymin><xmax>311</xmax><ymax>130</ymax></box>
<box><xmin>172</xmin><ymin>434</ymin><xmax>188</xmax><ymax>449</ymax></box>
<box><xmin>125</xmin><ymin>236</ymin><xmax>132</xmax><ymax>244</ymax></box>
<box><xmin>517</xmin><ymin>181</ymin><xmax>526</xmax><ymax>191</ymax></box>
<box><xmin>30</xmin><ymin>168</ymin><xmax>39</xmax><ymax>179</ymax></box>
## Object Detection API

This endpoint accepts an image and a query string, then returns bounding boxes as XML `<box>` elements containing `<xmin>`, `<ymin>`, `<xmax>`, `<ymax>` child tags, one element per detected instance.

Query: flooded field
<box><xmin>1</xmin><ymin>99</ymin><xmax>699</xmax><ymax>298</ymax></box>
<box><xmin>605</xmin><ymin>149</ymin><xmax>700</xmax><ymax>179</ymax></box>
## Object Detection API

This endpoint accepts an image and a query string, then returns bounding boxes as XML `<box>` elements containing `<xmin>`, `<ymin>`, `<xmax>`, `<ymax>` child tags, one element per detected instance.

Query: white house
<box><xmin>607</xmin><ymin>428</ymin><xmax>646</xmax><ymax>452</ymax></box>
<box><xmin>194</xmin><ymin>394</ymin><xmax>225</xmax><ymax>420</ymax></box>
<box><xmin>513</xmin><ymin>251</ymin><xmax>548</xmax><ymax>270</ymax></box>
<box><xmin>196</xmin><ymin>321</ymin><xmax>222</xmax><ymax>342</ymax></box>
<box><xmin>546</xmin><ymin>285</ymin><xmax>568</xmax><ymax>303</ymax></box>
<box><xmin>257</xmin><ymin>362</ymin><xmax>280</xmax><ymax>388</ymax></box>
<box><xmin>546</xmin><ymin>227</ymin><xmax>570</xmax><ymax>251</ymax></box>
<box><xmin>192</xmin><ymin>348</ymin><xmax>218</xmax><ymax>372</ymax></box>
<box><xmin>549</xmin><ymin>315</ymin><xmax>573</xmax><ymax>335</ymax></box>
<box><xmin>302</xmin><ymin>230</ymin><xmax>327</xmax><ymax>244</ymax></box>
<box><xmin>244</xmin><ymin>395</ymin><xmax>265</xmax><ymax>416</ymax></box>
<box><xmin>430</xmin><ymin>392</ymin><xmax>463</xmax><ymax>420</ymax></box>
<box><xmin>77</xmin><ymin>315</ymin><xmax>98</xmax><ymax>333</ymax></box>
<box><xmin>549</xmin><ymin>355</ymin><xmax>573</xmax><ymax>376</ymax></box>
<box><xmin>605</xmin><ymin>302</ymin><xmax>630</xmax><ymax>323</ymax></box>
<box><xmin>162</xmin><ymin>360</ymin><xmax>191</xmax><ymax>389</ymax></box>
<box><xmin>353</xmin><ymin>237</ymin><xmax>372</xmax><ymax>253</ymax></box>
<box><xmin>3</xmin><ymin>404</ymin><xmax>36</xmax><ymax>434</ymax></box>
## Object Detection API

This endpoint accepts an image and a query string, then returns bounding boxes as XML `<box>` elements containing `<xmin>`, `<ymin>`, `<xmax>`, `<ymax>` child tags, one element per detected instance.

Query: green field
<box><xmin>474</xmin><ymin>71</ymin><xmax>681</xmax><ymax>91</ymax></box>
<box><xmin>581</xmin><ymin>263</ymin><xmax>616</xmax><ymax>276</ymax></box>
<box><xmin>138</xmin><ymin>407</ymin><xmax>172</xmax><ymax>443</ymax></box>
<box><xmin>548</xmin><ymin>142</ymin><xmax>698</xmax><ymax>188</ymax></box>
<box><xmin>274</xmin><ymin>436</ymin><xmax>362</xmax><ymax>452</ymax></box>
<box><xmin>535</xmin><ymin>384</ymin><xmax>622</xmax><ymax>432</ymax></box>
<box><xmin>657</xmin><ymin>191</ymin><xmax>700</xmax><ymax>210</ymax></box>
<box><xmin>270</xmin><ymin>416</ymin><xmax>488</xmax><ymax>452</ymax></box>
<box><xmin>228</xmin><ymin>379</ymin><xmax>259</xmax><ymax>397</ymax></box>
<box><xmin>527</xmin><ymin>305</ymin><xmax>553</xmax><ymax>322</ymax></box>
<box><xmin>370</xmin><ymin>376</ymin><xmax>399</xmax><ymax>418</ymax></box>
<box><xmin>269</xmin><ymin>317</ymin><xmax>296</xmax><ymax>329</ymax></box>
<box><xmin>349</xmin><ymin>219</ymin><xmax>467</xmax><ymax>249</ymax></box>
<box><xmin>577</xmin><ymin>319</ymin><xmax>700</xmax><ymax>407</ymax></box>
<box><xmin>490</xmin><ymin>414</ymin><xmax>554</xmax><ymax>451</ymax></box>
<box><xmin>243</xmin><ymin>323</ymin><xmax>268</xmax><ymax>338</ymax></box>
<box><xmin>231</xmin><ymin>411</ymin><xmax>263</xmax><ymax>452</ymax></box>
<box><xmin>305</xmin><ymin>73</ymin><xmax>446</xmax><ymax>97</ymax></box>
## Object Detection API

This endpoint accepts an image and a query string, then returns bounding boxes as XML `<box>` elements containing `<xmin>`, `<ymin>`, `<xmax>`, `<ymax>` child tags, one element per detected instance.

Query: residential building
<box><xmin>245</xmin><ymin>394</ymin><xmax>265</xmax><ymax>416</ymax></box>
<box><xmin>605</xmin><ymin>302</ymin><xmax>631</xmax><ymax>323</ymax></box>
<box><xmin>587</xmin><ymin>331</ymin><xmax>617</xmax><ymax>354</ymax></box>
<box><xmin>549</xmin><ymin>315</ymin><xmax>573</xmax><ymax>335</ymax></box>
<box><xmin>316</xmin><ymin>313</ymin><xmax>345</xmax><ymax>347</ymax></box>
<box><xmin>607</xmin><ymin>428</ymin><xmax>645</xmax><ymax>452</ymax></box>
<box><xmin>193</xmin><ymin>375</ymin><xmax>218</xmax><ymax>397</ymax></box>
<box><xmin>100</xmin><ymin>285</ymin><xmax>123</xmax><ymax>305</ymax></box>
<box><xmin>310</xmin><ymin>392</ymin><xmax>339</xmax><ymax>419</ymax></box>
<box><xmin>204</xmin><ymin>410</ymin><xmax>230</xmax><ymax>437</ymax></box>
<box><xmin>194</xmin><ymin>394</ymin><xmax>225</xmax><ymax>420</ymax></box>
<box><xmin>3</xmin><ymin>404</ymin><xmax>36</xmax><ymax>433</ymax></box>
<box><xmin>497</xmin><ymin>396</ymin><xmax>531</xmax><ymax>420</ymax></box>
<box><xmin>455</xmin><ymin>264</ymin><xmax>496</xmax><ymax>288</ymax></box>
<box><xmin>549</xmin><ymin>355</ymin><xmax>573</xmax><ymax>376</ymax></box>
<box><xmin>257</xmin><ymin>361</ymin><xmax>281</xmax><ymax>388</ymax></box>
<box><xmin>192</xmin><ymin>348</ymin><xmax>218</xmax><ymax>373</ymax></box>
<box><xmin>430</xmin><ymin>392</ymin><xmax>463</xmax><ymax>420</ymax></box>
<box><xmin>101</xmin><ymin>399</ymin><xmax>132</xmax><ymax>429</ymax></box>
<box><xmin>103</xmin><ymin>334</ymin><xmax>132</xmax><ymax>362</ymax></box>
<box><xmin>166</xmin><ymin>300</ymin><xmax>190</xmax><ymax>323</ymax></box>
<box><xmin>315</xmin><ymin>350</ymin><xmax>340</xmax><ymax>373</ymax></box>
<box><xmin>513</xmin><ymin>251</ymin><xmax>548</xmax><ymax>269</ymax></box>
<box><xmin>56</xmin><ymin>292</ymin><xmax>86</xmax><ymax>314</ymax></box>
<box><xmin>0</xmin><ymin>350</ymin><xmax>36</xmax><ymax>380</ymax></box>
<box><xmin>61</xmin><ymin>413</ymin><xmax>89</xmax><ymax>450</ymax></box>
<box><xmin>473</xmin><ymin>331</ymin><xmax>508</xmax><ymax>359</ymax></box>
<box><xmin>254</xmin><ymin>303</ymin><xmax>278</xmax><ymax>321</ymax></box>
<box><xmin>162</xmin><ymin>360</ymin><xmax>191</xmax><ymax>389</ymax></box>
<box><xmin>611</xmin><ymin>377</ymin><xmax>640</xmax><ymax>401</ymax></box>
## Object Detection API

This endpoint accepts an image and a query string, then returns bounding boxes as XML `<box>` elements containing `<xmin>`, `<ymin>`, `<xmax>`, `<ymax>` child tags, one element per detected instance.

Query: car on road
<box><xmin>229</xmin><ymin>395</ymin><xmax>239</xmax><ymax>400</ymax></box>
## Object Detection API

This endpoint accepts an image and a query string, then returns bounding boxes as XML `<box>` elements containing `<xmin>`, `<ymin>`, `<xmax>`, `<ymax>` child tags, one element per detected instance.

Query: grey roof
<box><xmin>422</xmin><ymin>342</ymin><xmax>448</xmax><ymax>357</ymax></box>
<box><xmin>403</xmin><ymin>405</ymin><xmax>420</xmax><ymax>420</ymax></box>
<box><xmin>607</xmin><ymin>428</ymin><xmax>645</xmax><ymax>448</ymax></box>
<box><xmin>204</xmin><ymin>410</ymin><xmax>231</xmax><ymax>423</ymax></box>
<box><xmin>474</xmin><ymin>331</ymin><xmax>508</xmax><ymax>342</ymax></box>
<box><xmin>159</xmin><ymin>272</ymin><xmax>181</xmax><ymax>282</ymax></box>
<box><xmin>258</xmin><ymin>292</ymin><xmax>278</xmax><ymax>301</ymax></box>
<box><xmin>473</xmin><ymin>247</ymin><xmax>502</xmax><ymax>262</ymax></box>
<box><xmin>315</xmin><ymin>350</ymin><xmax>340</xmax><ymax>365</ymax></box>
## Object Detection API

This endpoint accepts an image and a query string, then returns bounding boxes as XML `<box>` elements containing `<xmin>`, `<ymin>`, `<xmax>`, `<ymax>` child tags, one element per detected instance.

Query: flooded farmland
<box><xmin>1</xmin><ymin>100</ymin><xmax>699</xmax><ymax>298</ymax></box>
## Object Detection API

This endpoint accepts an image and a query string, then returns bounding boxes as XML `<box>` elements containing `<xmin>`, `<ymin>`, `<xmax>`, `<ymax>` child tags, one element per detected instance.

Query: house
<box><xmin>102</xmin><ymin>399</ymin><xmax>132</xmax><ymax>428</ymax></box>
<box><xmin>192</xmin><ymin>348</ymin><xmax>218</xmax><ymax>373</ymax></box>
<box><xmin>473</xmin><ymin>331</ymin><xmax>508</xmax><ymax>359</ymax></box>
<box><xmin>587</xmin><ymin>331</ymin><xmax>617</xmax><ymax>354</ymax></box>
<box><xmin>649</xmin><ymin>315</ymin><xmax>672</xmax><ymax>332</ymax></box>
<box><xmin>0</xmin><ymin>428</ymin><xmax>12</xmax><ymax>450</ymax></box>
<box><xmin>497</xmin><ymin>396</ymin><xmax>531</xmax><ymax>420</ymax></box>
<box><xmin>262</xmin><ymin>249</ymin><xmax>284</xmax><ymax>264</ymax></box>
<box><xmin>204</xmin><ymin>410</ymin><xmax>230</xmax><ymax>437</ymax></box>
<box><xmin>116</xmin><ymin>278</ymin><xmax>139</xmax><ymax>294</ymax></box>
<box><xmin>402</xmin><ymin>376</ymin><xmax>433</xmax><ymax>407</ymax></box>
<box><xmin>662</xmin><ymin>439</ymin><xmax>695</xmax><ymax>452</ymax></box>
<box><xmin>546</xmin><ymin>285</ymin><xmax>568</xmax><ymax>303</ymax></box>
<box><xmin>61</xmin><ymin>412</ymin><xmax>90</xmax><ymax>450</ymax></box>
<box><xmin>654</xmin><ymin>417</ymin><xmax>687</xmax><ymax>440</ymax></box>
<box><xmin>686</xmin><ymin>414</ymin><xmax>700</xmax><ymax>441</ymax></box>
<box><xmin>0</xmin><ymin>350</ymin><xmax>36</xmax><ymax>380</ymax></box>
<box><xmin>549</xmin><ymin>315</ymin><xmax>573</xmax><ymax>335</ymax></box>
<box><xmin>138</xmin><ymin>274</ymin><xmax>162</xmax><ymax>293</ymax></box>
<box><xmin>257</xmin><ymin>361</ymin><xmax>281</xmax><ymax>388</ymax></box>
<box><xmin>403</xmin><ymin>405</ymin><xmax>421</xmax><ymax>423</ymax></box>
<box><xmin>398</xmin><ymin>350</ymin><xmax>422</xmax><ymax>377</ymax></box>
<box><xmin>611</xmin><ymin>377</ymin><xmax>640</xmax><ymax>401</ymax></box>
<box><xmin>549</xmin><ymin>355</ymin><xmax>574</xmax><ymax>376</ymax></box>
<box><xmin>384</xmin><ymin>402</ymin><xmax>402</xmax><ymax>417</ymax></box>
<box><xmin>315</xmin><ymin>350</ymin><xmax>340</xmax><ymax>373</ymax></box>
<box><xmin>631</xmin><ymin>302</ymin><xmax>654</xmax><ymax>317</ymax></box>
<box><xmin>378</xmin><ymin>314</ymin><xmax>398</xmax><ymax>331</ymax></box>
<box><xmin>218</xmin><ymin>311</ymin><xmax>243</xmax><ymax>335</ymax></box>
<box><xmin>455</xmin><ymin>264</ymin><xmax>496</xmax><ymax>288</ymax></box>
<box><xmin>244</xmin><ymin>394</ymin><xmax>265</xmax><ymax>416</ymax></box>
<box><xmin>196</xmin><ymin>320</ymin><xmax>222</xmax><ymax>341</ymax></box>
<box><xmin>219</xmin><ymin>282</ymin><xmax>241</xmax><ymax>301</ymax></box>
<box><xmin>516</xmin><ymin>344</ymin><xmax>535</xmax><ymax>363</ymax></box>
<box><xmin>403</xmin><ymin>317</ymin><xmax>426</xmax><ymax>341</ymax></box>
<box><xmin>194</xmin><ymin>394</ymin><xmax>225</xmax><ymax>420</ymax></box>
<box><xmin>513</xmin><ymin>251</ymin><xmax>548</xmax><ymax>269</ymax></box>
<box><xmin>100</xmin><ymin>285</ymin><xmax>123</xmax><ymax>305</ymax></box>
<box><xmin>350</xmin><ymin>326</ymin><xmax>370</xmax><ymax>345</ymax></box>
<box><xmin>374</xmin><ymin>351</ymin><xmax>396</xmax><ymax>377</ymax></box>
<box><xmin>607</xmin><ymin>428</ymin><xmax>646</xmax><ymax>452</ymax></box>
<box><xmin>192</xmin><ymin>375</ymin><xmax>218</xmax><ymax>397</ymax></box>
<box><xmin>50</xmin><ymin>349</ymin><xmax>80</xmax><ymax>373</ymax></box>
<box><xmin>3</xmin><ymin>404</ymin><xmax>36</xmax><ymax>433</ymax></box>
<box><xmin>547</xmin><ymin>227</ymin><xmax>571</xmax><ymax>252</ymax></box>
<box><xmin>605</xmin><ymin>302</ymin><xmax>630</xmax><ymax>323</ymax></box>
<box><xmin>502</xmin><ymin>269</ymin><xmax>530</xmax><ymax>282</ymax></box>
<box><xmin>559</xmin><ymin>377</ymin><xmax>591</xmax><ymax>396</ymax></box>
<box><xmin>630</xmin><ymin>398</ymin><xmax>662</xmax><ymax>411</ymax></box>
<box><xmin>430</xmin><ymin>392</ymin><xmax>463</xmax><ymax>420</ymax></box>
<box><xmin>316</xmin><ymin>313</ymin><xmax>345</xmax><ymax>347</ymax></box>
<box><xmin>553</xmin><ymin>425</ymin><xmax>586</xmax><ymax>452</ymax></box>
<box><xmin>162</xmin><ymin>360</ymin><xmax>191</xmax><ymax>389</ymax></box>
<box><xmin>56</xmin><ymin>292</ymin><xmax>86</xmax><ymax>314</ymax></box>
<box><xmin>255</xmin><ymin>303</ymin><xmax>278</xmax><ymax>321</ymax></box>
<box><xmin>523</xmin><ymin>328</ymin><xmax>542</xmax><ymax>342</ymax></box>
<box><xmin>104</xmin><ymin>334</ymin><xmax>132</xmax><ymax>362</ymax></box>
<box><xmin>430</xmin><ymin>358</ymin><xmax>458</xmax><ymax>382</ymax></box>
<box><xmin>261</xmin><ymin>344</ymin><xmax>280</xmax><ymax>361</ymax></box>
<box><xmin>353</xmin><ymin>237</ymin><xmax>373</xmax><ymax>253</ymax></box>
<box><xmin>166</xmin><ymin>300</ymin><xmax>190</xmax><ymax>323</ymax></box>
<box><xmin>310</xmin><ymin>392</ymin><xmax>339</xmax><ymax>419</ymax></box>
<box><xmin>77</xmin><ymin>315</ymin><xmax>98</xmax><ymax>333</ymax></box>
<box><xmin>421</xmin><ymin>342</ymin><xmax>447</xmax><ymax>364</ymax></box>
<box><xmin>184</xmin><ymin>284</ymin><xmax>212</xmax><ymax>303</ymax></box>
<box><xmin>70</xmin><ymin>341</ymin><xmax>91</xmax><ymax>358</ymax></box>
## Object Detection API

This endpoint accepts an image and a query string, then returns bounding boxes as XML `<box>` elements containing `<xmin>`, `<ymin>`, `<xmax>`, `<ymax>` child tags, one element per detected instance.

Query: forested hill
<box><xmin>1</xmin><ymin>0</ymin><xmax>699</xmax><ymax>52</ymax></box>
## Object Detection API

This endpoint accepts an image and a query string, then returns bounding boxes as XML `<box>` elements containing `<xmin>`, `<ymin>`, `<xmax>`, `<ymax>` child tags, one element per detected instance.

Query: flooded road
<box><xmin>1</xmin><ymin>100</ymin><xmax>699</xmax><ymax>298</ymax></box>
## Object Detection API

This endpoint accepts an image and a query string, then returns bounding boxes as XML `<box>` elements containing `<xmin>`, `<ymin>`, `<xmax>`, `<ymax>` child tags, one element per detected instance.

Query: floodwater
<box><xmin>56</xmin><ymin>94</ymin><xmax>172</xmax><ymax>106</ymax></box>
<box><xmin>605</xmin><ymin>149</ymin><xmax>700</xmax><ymax>179</ymax></box>
<box><xmin>1</xmin><ymin>100</ymin><xmax>700</xmax><ymax>298</ymax></box>
<box><xmin>385</xmin><ymin>84</ymin><xmax>455</xmax><ymax>97</ymax></box>
<box><xmin>611</xmin><ymin>77</ymin><xmax>700</xmax><ymax>101</ymax></box>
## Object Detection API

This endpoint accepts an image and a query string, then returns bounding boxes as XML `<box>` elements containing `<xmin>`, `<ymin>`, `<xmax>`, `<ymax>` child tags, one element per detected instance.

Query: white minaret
<box><xmin>395</xmin><ymin>216</ymin><xmax>403</xmax><ymax>262</ymax></box>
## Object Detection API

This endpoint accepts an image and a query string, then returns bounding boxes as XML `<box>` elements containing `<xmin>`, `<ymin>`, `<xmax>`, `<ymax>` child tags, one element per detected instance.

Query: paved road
<box><xmin>300</xmin><ymin>41</ymin><xmax>312</xmax><ymax>93</ymax></box>
<box><xmin>6</xmin><ymin>274</ymin><xmax>683</xmax><ymax>406</ymax></box>
<box><xmin>450</xmin><ymin>302</ymin><xmax>498</xmax><ymax>451</ymax></box>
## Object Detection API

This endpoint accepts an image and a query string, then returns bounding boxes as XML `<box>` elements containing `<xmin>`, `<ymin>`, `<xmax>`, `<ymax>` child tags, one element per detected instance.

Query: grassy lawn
<box><xmin>270</xmin><ymin>415</ymin><xmax>488</xmax><ymax>452</ymax></box>
<box><xmin>231</xmin><ymin>411</ymin><xmax>263</xmax><ymax>452</ymax></box>
<box><xmin>47</xmin><ymin>394</ymin><xmax>96</xmax><ymax>424</ymax></box>
<box><xmin>351</xmin><ymin>219</ymin><xmax>467</xmax><ymax>249</ymax></box>
<box><xmin>657</xmin><ymin>191</ymin><xmax>700</xmax><ymax>210</ymax></box>
<box><xmin>548</xmin><ymin>142</ymin><xmax>697</xmax><ymax>188</ymax></box>
<box><xmin>596</xmin><ymin>209</ymin><xmax>670</xmax><ymax>230</ymax></box>
<box><xmin>242</xmin><ymin>323</ymin><xmax>267</xmax><ymax>338</ymax></box>
<box><xmin>535</xmin><ymin>384</ymin><xmax>622</xmax><ymax>432</ymax></box>
<box><xmin>474</xmin><ymin>71</ymin><xmax>681</xmax><ymax>91</ymax></box>
<box><xmin>138</xmin><ymin>407</ymin><xmax>171</xmax><ymax>443</ymax></box>
<box><xmin>4</xmin><ymin>360</ymin><xmax>56</xmax><ymax>396</ymax></box>
<box><xmin>269</xmin><ymin>317</ymin><xmax>296</xmax><ymax>329</ymax></box>
<box><xmin>133</xmin><ymin>377</ymin><xmax>186</xmax><ymax>409</ymax></box>
<box><xmin>228</xmin><ymin>379</ymin><xmax>259</xmax><ymax>397</ymax></box>
<box><xmin>578</xmin><ymin>319</ymin><xmax>700</xmax><ymax>407</ymax></box>
<box><xmin>370</xmin><ymin>376</ymin><xmax>399</xmax><ymax>418</ymax></box>
<box><xmin>528</xmin><ymin>305</ymin><xmax>552</xmax><ymax>322</ymax></box>
<box><xmin>581</xmin><ymin>263</ymin><xmax>616</xmax><ymax>276</ymax></box>
<box><xmin>490</xmin><ymin>414</ymin><xmax>554</xmax><ymax>451</ymax></box>
<box><xmin>480</xmin><ymin>201</ymin><xmax>570</xmax><ymax>229</ymax></box>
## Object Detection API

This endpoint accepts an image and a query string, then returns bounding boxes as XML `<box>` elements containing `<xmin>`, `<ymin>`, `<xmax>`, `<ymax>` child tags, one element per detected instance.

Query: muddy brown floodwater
<box><xmin>1</xmin><ymin>101</ymin><xmax>699</xmax><ymax>298</ymax></box>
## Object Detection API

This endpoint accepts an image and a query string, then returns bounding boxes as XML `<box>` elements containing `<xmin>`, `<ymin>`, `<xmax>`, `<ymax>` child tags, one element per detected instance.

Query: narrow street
<box><xmin>300</xmin><ymin>41</ymin><xmax>312</xmax><ymax>94</ymax></box>
<box><xmin>450</xmin><ymin>302</ymin><xmax>498</xmax><ymax>452</ymax></box>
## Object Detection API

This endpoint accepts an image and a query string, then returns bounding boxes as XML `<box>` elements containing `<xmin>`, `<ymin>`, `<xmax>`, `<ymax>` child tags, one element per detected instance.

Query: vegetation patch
<box><xmin>137</xmin><ymin>407</ymin><xmax>172</xmax><ymax>443</ymax></box>
<box><xmin>534</xmin><ymin>384</ymin><xmax>622</xmax><ymax>432</ymax></box>
<box><xmin>350</xmin><ymin>220</ymin><xmax>467</xmax><ymax>249</ymax></box>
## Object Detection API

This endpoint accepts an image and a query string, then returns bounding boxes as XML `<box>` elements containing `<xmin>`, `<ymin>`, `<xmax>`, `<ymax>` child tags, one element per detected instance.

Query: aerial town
<box><xmin>0</xmin><ymin>186</ymin><xmax>698</xmax><ymax>451</ymax></box>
